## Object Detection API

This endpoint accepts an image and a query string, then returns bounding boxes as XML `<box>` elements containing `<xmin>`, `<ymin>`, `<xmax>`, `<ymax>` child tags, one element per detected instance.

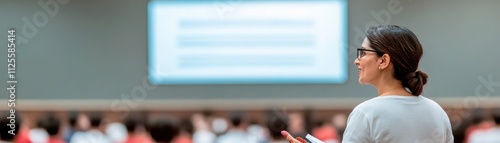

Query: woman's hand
<box><xmin>281</xmin><ymin>130</ymin><xmax>308</xmax><ymax>143</ymax></box>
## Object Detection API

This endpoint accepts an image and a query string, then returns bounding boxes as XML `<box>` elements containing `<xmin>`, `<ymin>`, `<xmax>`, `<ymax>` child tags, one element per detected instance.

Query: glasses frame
<box><xmin>356</xmin><ymin>48</ymin><xmax>384</xmax><ymax>59</ymax></box>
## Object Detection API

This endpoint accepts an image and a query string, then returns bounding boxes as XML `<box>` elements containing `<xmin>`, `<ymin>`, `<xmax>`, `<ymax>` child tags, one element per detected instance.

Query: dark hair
<box><xmin>492</xmin><ymin>108</ymin><xmax>500</xmax><ymax>125</ymax></box>
<box><xmin>148</xmin><ymin>118</ymin><xmax>180</xmax><ymax>143</ymax></box>
<box><xmin>266</xmin><ymin>110</ymin><xmax>289</xmax><ymax>140</ymax></box>
<box><xmin>470</xmin><ymin>108</ymin><xmax>488</xmax><ymax>124</ymax></box>
<box><xmin>40</xmin><ymin>114</ymin><xmax>61</xmax><ymax>136</ymax></box>
<box><xmin>180</xmin><ymin>117</ymin><xmax>194</xmax><ymax>134</ymax></box>
<box><xmin>68</xmin><ymin>111</ymin><xmax>79</xmax><ymax>128</ymax></box>
<box><xmin>88</xmin><ymin>112</ymin><xmax>103</xmax><ymax>128</ymax></box>
<box><xmin>124</xmin><ymin>116</ymin><xmax>139</xmax><ymax>133</ymax></box>
<box><xmin>0</xmin><ymin>111</ymin><xmax>21</xmax><ymax>141</ymax></box>
<box><xmin>229</xmin><ymin>110</ymin><xmax>246</xmax><ymax>127</ymax></box>
<box><xmin>366</xmin><ymin>25</ymin><xmax>428</xmax><ymax>96</ymax></box>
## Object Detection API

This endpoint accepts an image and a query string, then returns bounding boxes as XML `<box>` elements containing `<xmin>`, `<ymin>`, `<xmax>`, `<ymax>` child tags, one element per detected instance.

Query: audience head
<box><xmin>124</xmin><ymin>116</ymin><xmax>139</xmax><ymax>133</ymax></box>
<box><xmin>470</xmin><ymin>108</ymin><xmax>488</xmax><ymax>125</ymax></box>
<box><xmin>148</xmin><ymin>117</ymin><xmax>180</xmax><ymax>143</ymax></box>
<box><xmin>266</xmin><ymin>110</ymin><xmax>289</xmax><ymax>140</ymax></box>
<box><xmin>228</xmin><ymin>110</ymin><xmax>247</xmax><ymax>128</ymax></box>
<box><xmin>493</xmin><ymin>108</ymin><xmax>500</xmax><ymax>125</ymax></box>
<box><xmin>180</xmin><ymin>117</ymin><xmax>194</xmax><ymax>135</ymax></box>
<box><xmin>68</xmin><ymin>111</ymin><xmax>79</xmax><ymax>128</ymax></box>
<box><xmin>124</xmin><ymin>113</ymin><xmax>148</xmax><ymax>133</ymax></box>
<box><xmin>40</xmin><ymin>114</ymin><xmax>61</xmax><ymax>137</ymax></box>
<box><xmin>88</xmin><ymin>112</ymin><xmax>104</xmax><ymax>129</ymax></box>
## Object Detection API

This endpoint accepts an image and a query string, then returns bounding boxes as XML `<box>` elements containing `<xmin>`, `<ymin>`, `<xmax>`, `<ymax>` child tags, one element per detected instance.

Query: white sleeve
<box><xmin>442</xmin><ymin>111</ymin><xmax>454</xmax><ymax>143</ymax></box>
<box><xmin>445</xmin><ymin>122</ymin><xmax>454</xmax><ymax>143</ymax></box>
<box><xmin>342</xmin><ymin>109</ymin><xmax>371</xmax><ymax>143</ymax></box>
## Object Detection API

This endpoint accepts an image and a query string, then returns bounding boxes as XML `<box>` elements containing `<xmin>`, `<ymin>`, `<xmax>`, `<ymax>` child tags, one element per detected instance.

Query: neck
<box><xmin>374</xmin><ymin>74</ymin><xmax>412</xmax><ymax>96</ymax></box>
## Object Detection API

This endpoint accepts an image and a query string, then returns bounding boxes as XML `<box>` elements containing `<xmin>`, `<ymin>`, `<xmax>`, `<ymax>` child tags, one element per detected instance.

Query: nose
<box><xmin>354</xmin><ymin>57</ymin><xmax>360</xmax><ymax>66</ymax></box>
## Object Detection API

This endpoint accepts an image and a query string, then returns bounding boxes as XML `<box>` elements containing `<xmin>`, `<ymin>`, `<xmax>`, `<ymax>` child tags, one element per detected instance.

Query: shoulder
<box><xmin>419</xmin><ymin>96</ymin><xmax>449</xmax><ymax>115</ymax></box>
<box><xmin>351</xmin><ymin>96</ymin><xmax>445</xmax><ymax>117</ymax></box>
<box><xmin>419</xmin><ymin>96</ymin><xmax>443</xmax><ymax>107</ymax></box>
<box><xmin>351</xmin><ymin>97</ymin><xmax>388</xmax><ymax>113</ymax></box>
<box><xmin>347</xmin><ymin>97</ymin><xmax>382</xmax><ymax>122</ymax></box>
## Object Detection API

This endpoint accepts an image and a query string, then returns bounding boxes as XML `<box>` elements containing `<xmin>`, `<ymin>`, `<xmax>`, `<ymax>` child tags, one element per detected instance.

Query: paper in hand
<box><xmin>306</xmin><ymin>134</ymin><xmax>325</xmax><ymax>143</ymax></box>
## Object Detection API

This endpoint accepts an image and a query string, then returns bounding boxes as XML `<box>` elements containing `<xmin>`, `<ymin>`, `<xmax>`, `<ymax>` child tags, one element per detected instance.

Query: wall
<box><xmin>0</xmin><ymin>0</ymin><xmax>499</xmax><ymax>109</ymax></box>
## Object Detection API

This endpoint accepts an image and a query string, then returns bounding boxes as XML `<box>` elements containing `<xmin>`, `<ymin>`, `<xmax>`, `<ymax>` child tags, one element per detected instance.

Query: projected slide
<box><xmin>148</xmin><ymin>0</ymin><xmax>347</xmax><ymax>84</ymax></box>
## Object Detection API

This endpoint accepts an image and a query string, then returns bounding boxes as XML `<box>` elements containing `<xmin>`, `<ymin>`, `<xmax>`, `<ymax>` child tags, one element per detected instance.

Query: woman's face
<box><xmin>354</xmin><ymin>38</ymin><xmax>382</xmax><ymax>84</ymax></box>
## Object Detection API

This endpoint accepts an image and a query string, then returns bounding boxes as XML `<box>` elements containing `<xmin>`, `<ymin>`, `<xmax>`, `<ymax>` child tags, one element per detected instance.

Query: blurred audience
<box><xmin>40</xmin><ymin>114</ymin><xmax>66</xmax><ymax>143</ymax></box>
<box><xmin>175</xmin><ymin>117</ymin><xmax>194</xmax><ymax>143</ymax></box>
<box><xmin>211</xmin><ymin>117</ymin><xmax>228</xmax><ymax>136</ymax></box>
<box><xmin>312</xmin><ymin>120</ymin><xmax>339</xmax><ymax>143</ymax></box>
<box><xmin>288</xmin><ymin>112</ymin><xmax>307</xmax><ymax>138</ymax></box>
<box><xmin>8</xmin><ymin>107</ymin><xmax>500</xmax><ymax>143</ymax></box>
<box><xmin>266</xmin><ymin>110</ymin><xmax>289</xmax><ymax>143</ymax></box>
<box><xmin>468</xmin><ymin>108</ymin><xmax>500</xmax><ymax>143</ymax></box>
<box><xmin>70</xmin><ymin>112</ymin><xmax>111</xmax><ymax>143</ymax></box>
<box><xmin>247</xmin><ymin>120</ymin><xmax>267</xmax><ymax>143</ymax></box>
<box><xmin>464</xmin><ymin>108</ymin><xmax>495</xmax><ymax>143</ymax></box>
<box><xmin>216</xmin><ymin>110</ymin><xmax>257</xmax><ymax>143</ymax></box>
<box><xmin>123</xmin><ymin>113</ymin><xmax>153</xmax><ymax>143</ymax></box>
<box><xmin>331</xmin><ymin>113</ymin><xmax>347</xmax><ymax>141</ymax></box>
<box><xmin>147</xmin><ymin>117</ymin><xmax>180</xmax><ymax>143</ymax></box>
<box><xmin>192</xmin><ymin>113</ymin><xmax>216</xmax><ymax>143</ymax></box>
<box><xmin>29</xmin><ymin>116</ymin><xmax>49</xmax><ymax>143</ymax></box>
<box><xmin>63</xmin><ymin>111</ymin><xmax>79</xmax><ymax>143</ymax></box>
<box><xmin>105</xmin><ymin>122</ymin><xmax>127</xmax><ymax>143</ymax></box>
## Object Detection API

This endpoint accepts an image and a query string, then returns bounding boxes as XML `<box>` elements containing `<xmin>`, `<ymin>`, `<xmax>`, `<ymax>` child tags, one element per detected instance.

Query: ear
<box><xmin>378</xmin><ymin>54</ymin><xmax>391</xmax><ymax>70</ymax></box>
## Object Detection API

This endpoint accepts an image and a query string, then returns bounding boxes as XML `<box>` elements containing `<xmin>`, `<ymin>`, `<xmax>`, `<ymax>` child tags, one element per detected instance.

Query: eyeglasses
<box><xmin>357</xmin><ymin>48</ymin><xmax>383</xmax><ymax>59</ymax></box>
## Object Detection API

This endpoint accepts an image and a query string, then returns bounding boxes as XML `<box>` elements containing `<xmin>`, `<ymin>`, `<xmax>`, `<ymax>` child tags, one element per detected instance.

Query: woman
<box><xmin>282</xmin><ymin>25</ymin><xmax>453</xmax><ymax>143</ymax></box>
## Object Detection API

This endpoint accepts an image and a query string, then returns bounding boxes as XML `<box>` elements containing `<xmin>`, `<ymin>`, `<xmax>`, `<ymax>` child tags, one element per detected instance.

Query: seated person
<box><xmin>148</xmin><ymin>117</ymin><xmax>180</xmax><ymax>143</ymax></box>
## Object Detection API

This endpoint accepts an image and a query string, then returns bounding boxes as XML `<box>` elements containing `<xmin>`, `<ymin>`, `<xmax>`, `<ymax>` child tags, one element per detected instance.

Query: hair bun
<box><xmin>404</xmin><ymin>70</ymin><xmax>428</xmax><ymax>96</ymax></box>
